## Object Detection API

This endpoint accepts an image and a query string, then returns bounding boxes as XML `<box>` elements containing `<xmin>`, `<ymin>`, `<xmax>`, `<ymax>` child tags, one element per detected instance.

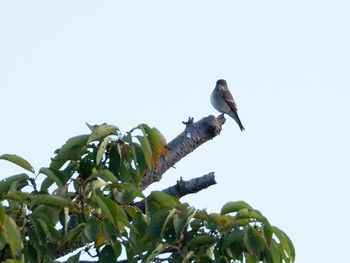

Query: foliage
<box><xmin>0</xmin><ymin>123</ymin><xmax>295</xmax><ymax>262</ymax></box>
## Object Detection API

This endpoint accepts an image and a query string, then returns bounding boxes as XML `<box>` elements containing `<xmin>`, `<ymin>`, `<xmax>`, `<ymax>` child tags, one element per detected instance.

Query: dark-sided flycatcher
<box><xmin>210</xmin><ymin>79</ymin><xmax>245</xmax><ymax>131</ymax></box>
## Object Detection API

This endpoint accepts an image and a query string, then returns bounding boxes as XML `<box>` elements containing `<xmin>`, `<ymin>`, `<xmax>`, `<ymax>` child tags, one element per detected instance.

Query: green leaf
<box><xmin>50</xmin><ymin>135</ymin><xmax>89</xmax><ymax>170</ymax></box>
<box><xmin>141</xmin><ymin>124</ymin><xmax>160</xmax><ymax>164</ymax></box>
<box><xmin>56</xmin><ymin>135</ymin><xmax>90</xmax><ymax>157</ymax></box>
<box><xmin>112</xmin><ymin>183</ymin><xmax>137</xmax><ymax>205</ymax></box>
<box><xmin>207</xmin><ymin>213</ymin><xmax>222</xmax><ymax>228</ymax></box>
<box><xmin>100</xmin><ymin>245</ymin><xmax>117</xmax><ymax>263</ymax></box>
<box><xmin>93</xmin><ymin>168</ymin><xmax>118</xmax><ymax>183</ymax></box>
<box><xmin>136</xmin><ymin>136</ymin><xmax>152</xmax><ymax>169</ymax></box>
<box><xmin>221</xmin><ymin>201</ymin><xmax>253</xmax><ymax>215</ymax></box>
<box><xmin>159</xmin><ymin>208</ymin><xmax>177</xmax><ymax>243</ymax></box>
<box><xmin>272</xmin><ymin>226</ymin><xmax>295</xmax><ymax>261</ymax></box>
<box><xmin>32</xmin><ymin>205</ymin><xmax>60</xmax><ymax>226</ymax></box>
<box><xmin>139</xmin><ymin>124</ymin><xmax>161</xmax><ymax>167</ymax></box>
<box><xmin>85</xmin><ymin>179</ymin><xmax>107</xmax><ymax>194</ymax></box>
<box><xmin>118</xmin><ymin>163</ymin><xmax>132</xmax><ymax>182</ymax></box>
<box><xmin>66</xmin><ymin>252</ymin><xmax>81</xmax><ymax>263</ymax></box>
<box><xmin>262</xmin><ymin>221</ymin><xmax>273</xmax><ymax>247</ymax></box>
<box><xmin>40</xmin><ymin>177</ymin><xmax>54</xmax><ymax>192</ymax></box>
<box><xmin>23</xmin><ymin>242</ymin><xmax>38</xmax><ymax>262</ymax></box>
<box><xmin>173</xmin><ymin>206</ymin><xmax>196</xmax><ymax>238</ymax></box>
<box><xmin>120</xmin><ymin>143</ymin><xmax>133</xmax><ymax>162</ymax></box>
<box><xmin>132</xmin><ymin>211</ymin><xmax>148</xmax><ymax>237</ymax></box>
<box><xmin>245</xmin><ymin>252</ymin><xmax>259</xmax><ymax>263</ymax></box>
<box><xmin>79</xmin><ymin>153</ymin><xmax>95</xmax><ymax>179</ymax></box>
<box><xmin>88</xmin><ymin>124</ymin><xmax>118</xmax><ymax>143</ymax></box>
<box><xmin>93</xmin><ymin>194</ymin><xmax>127</xmax><ymax>231</ymax></box>
<box><xmin>96</xmin><ymin>136</ymin><xmax>110</xmax><ymax>165</ymax></box>
<box><xmin>233</xmin><ymin>208</ymin><xmax>265</xmax><ymax>222</ymax></box>
<box><xmin>221</xmin><ymin>227</ymin><xmax>245</xmax><ymax>249</ymax></box>
<box><xmin>0</xmin><ymin>173</ymin><xmax>29</xmax><ymax>197</ymax></box>
<box><xmin>145</xmin><ymin>244</ymin><xmax>165</xmax><ymax>263</ymax></box>
<box><xmin>188</xmin><ymin>234</ymin><xmax>216</xmax><ymax>247</ymax></box>
<box><xmin>189</xmin><ymin>218</ymin><xmax>202</xmax><ymax>231</ymax></box>
<box><xmin>3</xmin><ymin>259</ymin><xmax>25</xmax><ymax>263</ymax></box>
<box><xmin>4</xmin><ymin>214</ymin><xmax>22</xmax><ymax>258</ymax></box>
<box><xmin>30</xmin><ymin>216</ymin><xmax>49</xmax><ymax>249</ymax></box>
<box><xmin>270</xmin><ymin>240</ymin><xmax>282</xmax><ymax>263</ymax></box>
<box><xmin>47</xmin><ymin>224</ymin><xmax>61</xmax><ymax>242</ymax></box>
<box><xmin>143</xmin><ymin>209</ymin><xmax>173</xmax><ymax>244</ymax></box>
<box><xmin>152</xmin><ymin>127</ymin><xmax>168</xmax><ymax>157</ymax></box>
<box><xmin>31</xmin><ymin>195</ymin><xmax>74</xmax><ymax>209</ymax></box>
<box><xmin>6</xmin><ymin>190</ymin><xmax>32</xmax><ymax>202</ymax></box>
<box><xmin>39</xmin><ymin>167</ymin><xmax>64</xmax><ymax>187</ymax></box>
<box><xmin>263</xmin><ymin>239</ymin><xmax>281</xmax><ymax>263</ymax></box>
<box><xmin>243</xmin><ymin>226</ymin><xmax>264</xmax><ymax>256</ymax></box>
<box><xmin>103</xmin><ymin>220</ymin><xmax>120</xmax><ymax>245</ymax></box>
<box><xmin>279</xmin><ymin>243</ymin><xmax>290</xmax><ymax>263</ymax></box>
<box><xmin>132</xmin><ymin>142</ymin><xmax>146</xmax><ymax>174</ymax></box>
<box><xmin>85</xmin><ymin>216</ymin><xmax>101</xmax><ymax>242</ymax></box>
<box><xmin>148</xmin><ymin>191</ymin><xmax>180</xmax><ymax>208</ymax></box>
<box><xmin>0</xmin><ymin>154</ymin><xmax>35</xmax><ymax>173</ymax></box>
<box><xmin>8</xmin><ymin>180</ymin><xmax>28</xmax><ymax>194</ymax></box>
<box><xmin>59</xmin><ymin>223</ymin><xmax>85</xmax><ymax>248</ymax></box>
<box><xmin>0</xmin><ymin>203</ymin><xmax>5</xmax><ymax>223</ymax></box>
<box><xmin>109</xmin><ymin>143</ymin><xmax>121</xmax><ymax>175</ymax></box>
<box><xmin>235</xmin><ymin>208</ymin><xmax>249</xmax><ymax>218</ymax></box>
<box><xmin>226</xmin><ymin>238</ymin><xmax>245</xmax><ymax>260</ymax></box>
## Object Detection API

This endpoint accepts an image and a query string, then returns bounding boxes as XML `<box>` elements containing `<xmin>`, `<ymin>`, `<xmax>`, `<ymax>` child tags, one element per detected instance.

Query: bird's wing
<box><xmin>226</xmin><ymin>98</ymin><xmax>238</xmax><ymax>112</ymax></box>
<box><xmin>220</xmin><ymin>87</ymin><xmax>238</xmax><ymax>112</ymax></box>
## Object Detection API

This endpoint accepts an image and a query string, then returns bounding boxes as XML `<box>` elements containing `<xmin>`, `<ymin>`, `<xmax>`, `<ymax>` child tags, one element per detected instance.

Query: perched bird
<box><xmin>210</xmin><ymin>79</ymin><xmax>245</xmax><ymax>131</ymax></box>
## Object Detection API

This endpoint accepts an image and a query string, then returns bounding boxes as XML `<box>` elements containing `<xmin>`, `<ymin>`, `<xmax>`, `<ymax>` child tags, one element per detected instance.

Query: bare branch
<box><xmin>162</xmin><ymin>172</ymin><xmax>216</xmax><ymax>198</ymax></box>
<box><xmin>135</xmin><ymin>172</ymin><xmax>216</xmax><ymax>212</ymax></box>
<box><xmin>140</xmin><ymin>115</ymin><xmax>225</xmax><ymax>189</ymax></box>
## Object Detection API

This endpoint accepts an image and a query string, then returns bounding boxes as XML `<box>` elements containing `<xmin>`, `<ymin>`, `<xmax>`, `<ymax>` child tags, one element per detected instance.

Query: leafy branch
<box><xmin>0</xmin><ymin>116</ymin><xmax>295</xmax><ymax>263</ymax></box>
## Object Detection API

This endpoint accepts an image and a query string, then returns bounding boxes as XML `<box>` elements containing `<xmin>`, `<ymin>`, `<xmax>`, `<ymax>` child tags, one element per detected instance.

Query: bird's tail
<box><xmin>228</xmin><ymin>112</ymin><xmax>245</xmax><ymax>131</ymax></box>
<box><xmin>238</xmin><ymin>122</ymin><xmax>245</xmax><ymax>131</ymax></box>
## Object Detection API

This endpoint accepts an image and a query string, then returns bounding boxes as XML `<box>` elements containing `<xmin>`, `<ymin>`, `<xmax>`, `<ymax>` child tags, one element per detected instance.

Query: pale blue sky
<box><xmin>1</xmin><ymin>1</ymin><xmax>350</xmax><ymax>262</ymax></box>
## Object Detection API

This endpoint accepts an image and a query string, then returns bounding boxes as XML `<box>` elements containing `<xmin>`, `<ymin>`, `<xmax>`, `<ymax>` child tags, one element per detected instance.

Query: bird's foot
<box><xmin>217</xmin><ymin>113</ymin><xmax>226</xmax><ymax>124</ymax></box>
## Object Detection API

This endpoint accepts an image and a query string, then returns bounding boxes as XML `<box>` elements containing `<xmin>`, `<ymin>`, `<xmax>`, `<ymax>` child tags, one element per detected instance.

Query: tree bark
<box><xmin>140</xmin><ymin>115</ymin><xmax>225</xmax><ymax>190</ymax></box>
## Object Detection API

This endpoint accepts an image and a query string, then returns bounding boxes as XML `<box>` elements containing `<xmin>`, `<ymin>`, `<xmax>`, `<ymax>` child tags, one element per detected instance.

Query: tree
<box><xmin>0</xmin><ymin>115</ymin><xmax>295</xmax><ymax>263</ymax></box>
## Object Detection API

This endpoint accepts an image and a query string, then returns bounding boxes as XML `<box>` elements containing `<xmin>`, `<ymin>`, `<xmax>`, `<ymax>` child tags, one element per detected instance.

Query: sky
<box><xmin>1</xmin><ymin>1</ymin><xmax>350</xmax><ymax>262</ymax></box>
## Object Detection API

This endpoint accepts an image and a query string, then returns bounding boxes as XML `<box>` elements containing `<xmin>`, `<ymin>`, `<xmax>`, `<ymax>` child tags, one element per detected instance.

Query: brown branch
<box><xmin>162</xmin><ymin>172</ymin><xmax>216</xmax><ymax>198</ymax></box>
<box><xmin>140</xmin><ymin>115</ymin><xmax>225</xmax><ymax>190</ymax></box>
<box><xmin>135</xmin><ymin>172</ymin><xmax>217</xmax><ymax>212</ymax></box>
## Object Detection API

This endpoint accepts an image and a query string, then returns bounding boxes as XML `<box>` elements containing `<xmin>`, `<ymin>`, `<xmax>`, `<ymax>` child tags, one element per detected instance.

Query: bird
<box><xmin>210</xmin><ymin>79</ymin><xmax>245</xmax><ymax>131</ymax></box>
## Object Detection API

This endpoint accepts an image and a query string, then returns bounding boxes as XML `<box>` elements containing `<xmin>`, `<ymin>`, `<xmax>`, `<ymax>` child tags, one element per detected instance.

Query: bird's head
<box><xmin>216</xmin><ymin>79</ymin><xmax>227</xmax><ymax>86</ymax></box>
